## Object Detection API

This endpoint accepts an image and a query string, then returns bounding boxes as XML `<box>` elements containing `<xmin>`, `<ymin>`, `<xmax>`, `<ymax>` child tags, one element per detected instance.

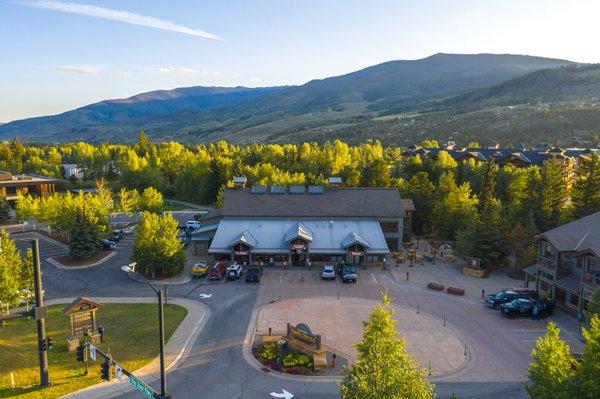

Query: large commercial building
<box><xmin>192</xmin><ymin>178</ymin><xmax>413</xmax><ymax>267</ymax></box>
<box><xmin>0</xmin><ymin>171</ymin><xmax>57</xmax><ymax>201</ymax></box>
<box><xmin>523</xmin><ymin>211</ymin><xmax>600</xmax><ymax>319</ymax></box>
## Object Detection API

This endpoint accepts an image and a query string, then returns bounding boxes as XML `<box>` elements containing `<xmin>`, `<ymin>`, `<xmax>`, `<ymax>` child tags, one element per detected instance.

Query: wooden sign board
<box><xmin>63</xmin><ymin>297</ymin><xmax>101</xmax><ymax>338</ymax></box>
<box><xmin>287</xmin><ymin>322</ymin><xmax>321</xmax><ymax>350</ymax></box>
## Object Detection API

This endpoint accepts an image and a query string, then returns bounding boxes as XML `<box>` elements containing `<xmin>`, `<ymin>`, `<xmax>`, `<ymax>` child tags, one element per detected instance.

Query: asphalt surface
<box><xmin>9</xmin><ymin>228</ymin><xmax>537</xmax><ymax>399</ymax></box>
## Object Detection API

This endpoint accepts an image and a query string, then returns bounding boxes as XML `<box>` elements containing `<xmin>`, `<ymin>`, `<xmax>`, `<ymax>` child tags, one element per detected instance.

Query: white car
<box><xmin>186</xmin><ymin>220</ymin><xmax>201</xmax><ymax>231</ymax></box>
<box><xmin>122</xmin><ymin>225</ymin><xmax>136</xmax><ymax>235</ymax></box>
<box><xmin>321</xmin><ymin>265</ymin><xmax>336</xmax><ymax>280</ymax></box>
<box><xmin>226</xmin><ymin>263</ymin><xmax>243</xmax><ymax>280</ymax></box>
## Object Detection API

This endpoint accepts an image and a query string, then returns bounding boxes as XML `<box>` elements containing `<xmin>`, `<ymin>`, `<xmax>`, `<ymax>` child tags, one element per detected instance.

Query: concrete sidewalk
<box><xmin>49</xmin><ymin>297</ymin><xmax>209</xmax><ymax>399</ymax></box>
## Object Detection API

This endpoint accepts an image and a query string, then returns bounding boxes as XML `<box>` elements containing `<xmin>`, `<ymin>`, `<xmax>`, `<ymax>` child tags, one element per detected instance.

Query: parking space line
<box><xmin>371</xmin><ymin>273</ymin><xmax>378</xmax><ymax>284</ymax></box>
<box><xmin>279</xmin><ymin>272</ymin><xmax>283</xmax><ymax>284</ymax></box>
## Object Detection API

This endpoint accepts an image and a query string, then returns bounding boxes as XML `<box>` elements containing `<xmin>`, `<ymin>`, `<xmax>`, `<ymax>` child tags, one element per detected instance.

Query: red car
<box><xmin>208</xmin><ymin>262</ymin><xmax>227</xmax><ymax>280</ymax></box>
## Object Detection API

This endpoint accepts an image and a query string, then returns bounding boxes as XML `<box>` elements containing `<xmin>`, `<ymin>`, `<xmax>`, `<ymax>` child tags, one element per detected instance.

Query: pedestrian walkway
<box><xmin>54</xmin><ymin>296</ymin><xmax>209</xmax><ymax>399</ymax></box>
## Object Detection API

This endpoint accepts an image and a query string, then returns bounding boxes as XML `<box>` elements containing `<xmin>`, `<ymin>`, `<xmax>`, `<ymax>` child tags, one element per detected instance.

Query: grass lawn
<box><xmin>0</xmin><ymin>303</ymin><xmax>187</xmax><ymax>399</ymax></box>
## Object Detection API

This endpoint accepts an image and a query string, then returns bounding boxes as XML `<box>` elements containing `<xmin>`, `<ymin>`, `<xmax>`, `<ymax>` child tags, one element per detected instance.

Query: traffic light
<box><xmin>47</xmin><ymin>336</ymin><xmax>54</xmax><ymax>352</ymax></box>
<box><xmin>76</xmin><ymin>344</ymin><xmax>86</xmax><ymax>362</ymax></box>
<box><xmin>100</xmin><ymin>361</ymin><xmax>110</xmax><ymax>381</ymax></box>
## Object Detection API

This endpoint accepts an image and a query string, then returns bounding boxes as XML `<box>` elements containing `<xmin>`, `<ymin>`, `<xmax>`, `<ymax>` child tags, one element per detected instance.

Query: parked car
<box><xmin>227</xmin><ymin>263</ymin><xmax>243</xmax><ymax>280</ymax></box>
<box><xmin>185</xmin><ymin>220</ymin><xmax>201</xmax><ymax>231</ymax></box>
<box><xmin>192</xmin><ymin>260</ymin><xmax>209</xmax><ymax>278</ymax></box>
<box><xmin>499</xmin><ymin>298</ymin><xmax>554</xmax><ymax>318</ymax></box>
<box><xmin>320</xmin><ymin>265</ymin><xmax>336</xmax><ymax>280</ymax></box>
<box><xmin>110</xmin><ymin>229</ymin><xmax>123</xmax><ymax>242</ymax></box>
<box><xmin>99</xmin><ymin>239</ymin><xmax>116</xmax><ymax>250</ymax></box>
<box><xmin>341</xmin><ymin>265</ymin><xmax>358</xmax><ymax>283</ymax></box>
<box><xmin>485</xmin><ymin>288</ymin><xmax>538</xmax><ymax>308</ymax></box>
<box><xmin>122</xmin><ymin>225</ymin><xmax>135</xmax><ymax>235</ymax></box>
<box><xmin>208</xmin><ymin>262</ymin><xmax>227</xmax><ymax>280</ymax></box>
<box><xmin>245</xmin><ymin>266</ymin><xmax>263</xmax><ymax>283</ymax></box>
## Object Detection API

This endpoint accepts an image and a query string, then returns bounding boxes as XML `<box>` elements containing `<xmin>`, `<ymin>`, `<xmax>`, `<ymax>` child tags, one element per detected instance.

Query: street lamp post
<box><xmin>121</xmin><ymin>263</ymin><xmax>169</xmax><ymax>399</ymax></box>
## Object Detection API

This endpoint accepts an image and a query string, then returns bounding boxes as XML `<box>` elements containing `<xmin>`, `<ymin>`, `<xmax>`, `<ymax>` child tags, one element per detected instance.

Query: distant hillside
<box><xmin>0</xmin><ymin>53</ymin><xmax>574</xmax><ymax>142</ymax></box>
<box><xmin>437</xmin><ymin>63</ymin><xmax>600</xmax><ymax>111</ymax></box>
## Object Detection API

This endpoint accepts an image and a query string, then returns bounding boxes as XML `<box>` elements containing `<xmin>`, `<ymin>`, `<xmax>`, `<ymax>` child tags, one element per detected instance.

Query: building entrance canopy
<box><xmin>209</xmin><ymin>219</ymin><xmax>389</xmax><ymax>255</ymax></box>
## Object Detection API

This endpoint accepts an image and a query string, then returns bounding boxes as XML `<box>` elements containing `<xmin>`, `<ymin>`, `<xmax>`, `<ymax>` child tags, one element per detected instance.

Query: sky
<box><xmin>1</xmin><ymin>0</ymin><xmax>600</xmax><ymax>122</ymax></box>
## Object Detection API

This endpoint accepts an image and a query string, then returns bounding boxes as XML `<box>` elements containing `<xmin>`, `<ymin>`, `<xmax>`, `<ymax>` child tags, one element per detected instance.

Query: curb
<box><xmin>126</xmin><ymin>271</ymin><xmax>193</xmax><ymax>286</ymax></box>
<box><xmin>47</xmin><ymin>251</ymin><xmax>117</xmax><ymax>270</ymax></box>
<box><xmin>53</xmin><ymin>297</ymin><xmax>209</xmax><ymax>399</ymax></box>
<box><xmin>241</xmin><ymin>296</ymin><xmax>474</xmax><ymax>383</ymax></box>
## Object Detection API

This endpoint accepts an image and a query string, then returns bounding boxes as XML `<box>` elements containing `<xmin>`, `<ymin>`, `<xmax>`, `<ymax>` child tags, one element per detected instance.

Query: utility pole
<box><xmin>32</xmin><ymin>239</ymin><xmax>50</xmax><ymax>388</ymax></box>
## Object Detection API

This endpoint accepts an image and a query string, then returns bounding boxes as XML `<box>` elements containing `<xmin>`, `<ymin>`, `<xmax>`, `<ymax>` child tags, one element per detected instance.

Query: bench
<box><xmin>427</xmin><ymin>282</ymin><xmax>444</xmax><ymax>291</ymax></box>
<box><xmin>447</xmin><ymin>286</ymin><xmax>465</xmax><ymax>296</ymax></box>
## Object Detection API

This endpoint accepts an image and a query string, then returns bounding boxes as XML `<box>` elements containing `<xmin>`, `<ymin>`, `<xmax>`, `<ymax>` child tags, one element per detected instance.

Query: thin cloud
<box><xmin>19</xmin><ymin>0</ymin><xmax>222</xmax><ymax>40</ymax></box>
<box><xmin>157</xmin><ymin>66</ymin><xmax>199</xmax><ymax>75</ymax></box>
<box><xmin>55</xmin><ymin>65</ymin><xmax>101</xmax><ymax>75</ymax></box>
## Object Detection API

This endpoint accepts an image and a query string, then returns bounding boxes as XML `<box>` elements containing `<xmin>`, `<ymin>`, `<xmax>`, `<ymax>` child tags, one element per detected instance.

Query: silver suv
<box><xmin>321</xmin><ymin>265</ymin><xmax>336</xmax><ymax>280</ymax></box>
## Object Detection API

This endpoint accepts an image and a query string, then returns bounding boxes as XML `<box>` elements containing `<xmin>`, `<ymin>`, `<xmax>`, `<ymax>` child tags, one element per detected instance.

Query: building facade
<box><xmin>0</xmin><ymin>171</ymin><xmax>57</xmax><ymax>201</ymax></box>
<box><xmin>523</xmin><ymin>211</ymin><xmax>600</xmax><ymax>319</ymax></box>
<box><xmin>192</xmin><ymin>179</ymin><xmax>412</xmax><ymax>267</ymax></box>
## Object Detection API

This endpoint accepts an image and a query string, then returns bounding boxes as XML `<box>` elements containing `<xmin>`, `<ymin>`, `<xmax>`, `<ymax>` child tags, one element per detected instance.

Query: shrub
<box><xmin>260</xmin><ymin>343</ymin><xmax>277</xmax><ymax>361</ymax></box>
<box><xmin>282</xmin><ymin>352</ymin><xmax>313</xmax><ymax>368</ymax></box>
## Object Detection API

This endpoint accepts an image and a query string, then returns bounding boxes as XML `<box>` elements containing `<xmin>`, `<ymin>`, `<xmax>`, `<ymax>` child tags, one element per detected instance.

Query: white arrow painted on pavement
<box><xmin>270</xmin><ymin>389</ymin><xmax>294</xmax><ymax>399</ymax></box>
<box><xmin>198</xmin><ymin>293</ymin><xmax>213</xmax><ymax>299</ymax></box>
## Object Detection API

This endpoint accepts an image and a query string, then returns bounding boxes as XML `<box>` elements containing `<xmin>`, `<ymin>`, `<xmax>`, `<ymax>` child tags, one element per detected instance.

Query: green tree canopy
<box><xmin>339</xmin><ymin>293</ymin><xmax>434</xmax><ymax>399</ymax></box>
<box><xmin>139</xmin><ymin>187</ymin><xmax>164</xmax><ymax>214</ymax></box>
<box><xmin>526</xmin><ymin>321</ymin><xmax>576</xmax><ymax>399</ymax></box>
<box><xmin>0</xmin><ymin>229</ymin><xmax>34</xmax><ymax>310</ymax></box>
<box><xmin>571</xmin><ymin>153</ymin><xmax>600</xmax><ymax>220</ymax></box>
<box><xmin>578</xmin><ymin>315</ymin><xmax>600</xmax><ymax>399</ymax></box>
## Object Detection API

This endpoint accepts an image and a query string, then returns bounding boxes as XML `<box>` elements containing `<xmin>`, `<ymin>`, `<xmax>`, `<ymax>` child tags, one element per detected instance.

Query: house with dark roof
<box><xmin>192</xmin><ymin>177</ymin><xmax>412</xmax><ymax>267</ymax></box>
<box><xmin>523</xmin><ymin>211</ymin><xmax>600</xmax><ymax>319</ymax></box>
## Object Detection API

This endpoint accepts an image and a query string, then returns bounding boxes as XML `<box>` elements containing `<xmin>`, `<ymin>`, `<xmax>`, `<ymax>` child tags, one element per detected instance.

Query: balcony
<box><xmin>583</xmin><ymin>272</ymin><xmax>600</xmax><ymax>288</ymax></box>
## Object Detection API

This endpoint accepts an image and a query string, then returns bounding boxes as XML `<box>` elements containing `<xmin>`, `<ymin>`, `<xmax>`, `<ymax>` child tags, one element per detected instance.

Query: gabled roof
<box><xmin>63</xmin><ymin>296</ymin><xmax>101</xmax><ymax>315</ymax></box>
<box><xmin>284</xmin><ymin>222</ymin><xmax>313</xmax><ymax>242</ymax></box>
<box><xmin>228</xmin><ymin>230</ymin><xmax>257</xmax><ymax>248</ymax></box>
<box><xmin>342</xmin><ymin>231</ymin><xmax>372</xmax><ymax>249</ymax></box>
<box><xmin>536</xmin><ymin>211</ymin><xmax>600</xmax><ymax>257</ymax></box>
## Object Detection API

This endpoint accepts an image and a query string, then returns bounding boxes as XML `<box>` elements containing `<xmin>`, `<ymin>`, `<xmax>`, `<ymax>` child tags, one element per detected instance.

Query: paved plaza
<box><xmin>256</xmin><ymin>297</ymin><xmax>468</xmax><ymax>376</ymax></box>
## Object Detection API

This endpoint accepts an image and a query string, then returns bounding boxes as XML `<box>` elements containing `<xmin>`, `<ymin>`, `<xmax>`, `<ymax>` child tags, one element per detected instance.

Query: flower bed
<box><xmin>252</xmin><ymin>342</ymin><xmax>315</xmax><ymax>375</ymax></box>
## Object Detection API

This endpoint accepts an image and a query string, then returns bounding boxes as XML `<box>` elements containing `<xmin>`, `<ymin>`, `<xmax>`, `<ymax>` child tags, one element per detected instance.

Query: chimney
<box><xmin>328</xmin><ymin>176</ymin><xmax>342</xmax><ymax>188</ymax></box>
<box><xmin>233</xmin><ymin>176</ymin><xmax>247</xmax><ymax>189</ymax></box>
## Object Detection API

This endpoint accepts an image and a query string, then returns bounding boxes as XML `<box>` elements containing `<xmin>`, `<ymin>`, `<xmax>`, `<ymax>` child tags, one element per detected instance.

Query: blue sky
<box><xmin>1</xmin><ymin>0</ymin><xmax>599</xmax><ymax>122</ymax></box>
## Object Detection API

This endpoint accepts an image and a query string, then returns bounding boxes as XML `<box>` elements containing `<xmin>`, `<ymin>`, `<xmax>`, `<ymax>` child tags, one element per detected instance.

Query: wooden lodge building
<box><xmin>0</xmin><ymin>171</ymin><xmax>57</xmax><ymax>201</ymax></box>
<box><xmin>192</xmin><ymin>177</ymin><xmax>413</xmax><ymax>267</ymax></box>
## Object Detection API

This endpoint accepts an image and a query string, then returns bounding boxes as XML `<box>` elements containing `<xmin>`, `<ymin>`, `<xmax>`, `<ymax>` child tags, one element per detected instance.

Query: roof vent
<box><xmin>307</xmin><ymin>185</ymin><xmax>324</xmax><ymax>195</ymax></box>
<box><xmin>250</xmin><ymin>185</ymin><xmax>267</xmax><ymax>195</ymax></box>
<box><xmin>289</xmin><ymin>185</ymin><xmax>305</xmax><ymax>195</ymax></box>
<box><xmin>270</xmin><ymin>185</ymin><xmax>286</xmax><ymax>195</ymax></box>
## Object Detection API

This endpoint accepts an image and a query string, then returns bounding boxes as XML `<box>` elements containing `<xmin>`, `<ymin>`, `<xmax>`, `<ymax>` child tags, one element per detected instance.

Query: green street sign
<box><xmin>128</xmin><ymin>375</ymin><xmax>155</xmax><ymax>399</ymax></box>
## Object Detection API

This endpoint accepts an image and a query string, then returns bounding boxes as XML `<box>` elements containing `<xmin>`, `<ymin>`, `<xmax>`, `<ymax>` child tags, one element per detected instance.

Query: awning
<box><xmin>191</xmin><ymin>223</ymin><xmax>219</xmax><ymax>235</ymax></box>
<box><xmin>554</xmin><ymin>274</ymin><xmax>581</xmax><ymax>294</ymax></box>
<box><xmin>522</xmin><ymin>264</ymin><xmax>538</xmax><ymax>275</ymax></box>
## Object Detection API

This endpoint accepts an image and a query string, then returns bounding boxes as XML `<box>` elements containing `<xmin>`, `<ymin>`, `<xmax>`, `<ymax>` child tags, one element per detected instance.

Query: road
<box><xmin>9</xmin><ymin>229</ymin><xmax>582</xmax><ymax>399</ymax></box>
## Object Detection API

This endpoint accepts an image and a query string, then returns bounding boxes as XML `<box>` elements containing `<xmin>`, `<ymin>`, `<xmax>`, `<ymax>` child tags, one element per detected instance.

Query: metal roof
<box><xmin>536</xmin><ymin>211</ymin><xmax>600</xmax><ymax>257</ymax></box>
<box><xmin>209</xmin><ymin>219</ymin><xmax>389</xmax><ymax>254</ymax></box>
<box><xmin>227</xmin><ymin>230</ymin><xmax>258</xmax><ymax>248</ymax></box>
<box><xmin>342</xmin><ymin>231</ymin><xmax>372</xmax><ymax>249</ymax></box>
<box><xmin>284</xmin><ymin>222</ymin><xmax>314</xmax><ymax>243</ymax></box>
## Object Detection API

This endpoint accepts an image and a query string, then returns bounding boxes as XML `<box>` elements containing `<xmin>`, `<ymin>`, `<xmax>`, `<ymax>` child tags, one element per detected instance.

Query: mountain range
<box><xmin>4</xmin><ymin>53</ymin><xmax>600</xmax><ymax>145</ymax></box>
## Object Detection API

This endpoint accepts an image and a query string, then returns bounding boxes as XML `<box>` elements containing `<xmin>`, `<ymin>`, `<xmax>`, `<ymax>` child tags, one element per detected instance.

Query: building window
<box><xmin>367</xmin><ymin>255</ymin><xmax>382</xmax><ymax>262</ymax></box>
<box><xmin>215</xmin><ymin>253</ymin><xmax>231</xmax><ymax>261</ymax></box>
<box><xmin>380</xmin><ymin>222</ymin><xmax>399</xmax><ymax>233</ymax></box>
<box><xmin>570</xmin><ymin>293</ymin><xmax>579</xmax><ymax>306</ymax></box>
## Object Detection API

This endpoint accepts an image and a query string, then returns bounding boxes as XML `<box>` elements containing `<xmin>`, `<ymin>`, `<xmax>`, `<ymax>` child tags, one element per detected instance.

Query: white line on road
<box><xmin>279</xmin><ymin>272</ymin><xmax>283</xmax><ymax>284</ymax></box>
<box><xmin>371</xmin><ymin>273</ymin><xmax>378</xmax><ymax>284</ymax></box>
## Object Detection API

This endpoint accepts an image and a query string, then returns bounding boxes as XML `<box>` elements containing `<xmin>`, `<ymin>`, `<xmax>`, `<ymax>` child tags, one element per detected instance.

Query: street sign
<box><xmin>88</xmin><ymin>344</ymin><xmax>97</xmax><ymax>361</ymax></box>
<box><xmin>115</xmin><ymin>364</ymin><xmax>124</xmax><ymax>381</ymax></box>
<box><xmin>270</xmin><ymin>389</ymin><xmax>294</xmax><ymax>399</ymax></box>
<box><xmin>129</xmin><ymin>375</ymin><xmax>155</xmax><ymax>399</ymax></box>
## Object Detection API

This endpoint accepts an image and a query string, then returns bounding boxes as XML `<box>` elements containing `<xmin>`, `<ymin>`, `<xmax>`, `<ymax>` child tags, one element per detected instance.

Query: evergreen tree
<box><xmin>68</xmin><ymin>209</ymin><xmax>100</xmax><ymax>259</ymax></box>
<box><xmin>478</xmin><ymin>158</ymin><xmax>498</xmax><ymax>211</ymax></box>
<box><xmin>571</xmin><ymin>153</ymin><xmax>600</xmax><ymax>220</ymax></box>
<box><xmin>339</xmin><ymin>293</ymin><xmax>434</xmax><ymax>399</ymax></box>
<box><xmin>404</xmin><ymin>172</ymin><xmax>435</xmax><ymax>235</ymax></box>
<box><xmin>508</xmin><ymin>212</ymin><xmax>538</xmax><ymax>272</ymax></box>
<box><xmin>578</xmin><ymin>315</ymin><xmax>600</xmax><ymax>399</ymax></box>
<box><xmin>526</xmin><ymin>322</ymin><xmax>576</xmax><ymax>399</ymax></box>
<box><xmin>538</xmin><ymin>158</ymin><xmax>568</xmax><ymax>230</ymax></box>
<box><xmin>588</xmin><ymin>288</ymin><xmax>600</xmax><ymax>317</ymax></box>
<box><xmin>0</xmin><ymin>195</ymin><xmax>11</xmax><ymax>223</ymax></box>
<box><xmin>361</xmin><ymin>158</ymin><xmax>391</xmax><ymax>187</ymax></box>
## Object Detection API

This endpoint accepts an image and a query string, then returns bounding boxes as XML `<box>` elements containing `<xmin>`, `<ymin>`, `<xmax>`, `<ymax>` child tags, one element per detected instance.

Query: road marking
<box><xmin>371</xmin><ymin>273</ymin><xmax>378</xmax><ymax>284</ymax></box>
<box><xmin>270</xmin><ymin>389</ymin><xmax>294</xmax><ymax>399</ymax></box>
<box><xmin>279</xmin><ymin>272</ymin><xmax>283</xmax><ymax>284</ymax></box>
<box><xmin>198</xmin><ymin>293</ymin><xmax>213</xmax><ymax>299</ymax></box>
